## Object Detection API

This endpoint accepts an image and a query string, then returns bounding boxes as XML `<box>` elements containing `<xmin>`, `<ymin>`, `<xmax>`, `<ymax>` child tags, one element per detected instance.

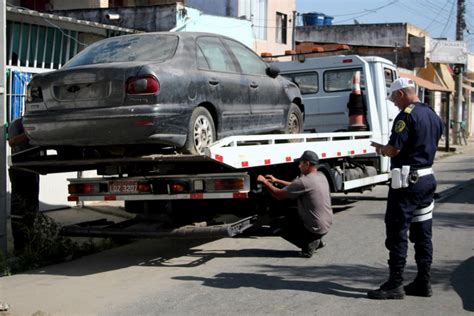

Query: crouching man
<box><xmin>257</xmin><ymin>150</ymin><xmax>333</xmax><ymax>258</ymax></box>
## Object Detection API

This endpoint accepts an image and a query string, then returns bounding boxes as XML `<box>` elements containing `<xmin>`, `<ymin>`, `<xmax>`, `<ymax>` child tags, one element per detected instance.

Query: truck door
<box><xmin>321</xmin><ymin>67</ymin><xmax>365</xmax><ymax>132</ymax></box>
<box><xmin>383</xmin><ymin>67</ymin><xmax>399</xmax><ymax>129</ymax></box>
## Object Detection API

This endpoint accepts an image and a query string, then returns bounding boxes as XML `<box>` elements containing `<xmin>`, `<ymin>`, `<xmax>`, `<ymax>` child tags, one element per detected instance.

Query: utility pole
<box><xmin>454</xmin><ymin>0</ymin><xmax>465</xmax><ymax>145</ymax></box>
<box><xmin>0</xmin><ymin>0</ymin><xmax>8</xmax><ymax>255</ymax></box>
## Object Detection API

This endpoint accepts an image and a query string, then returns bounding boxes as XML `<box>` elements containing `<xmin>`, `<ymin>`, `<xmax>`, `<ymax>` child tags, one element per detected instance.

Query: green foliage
<box><xmin>4</xmin><ymin>213</ymin><xmax>118</xmax><ymax>275</ymax></box>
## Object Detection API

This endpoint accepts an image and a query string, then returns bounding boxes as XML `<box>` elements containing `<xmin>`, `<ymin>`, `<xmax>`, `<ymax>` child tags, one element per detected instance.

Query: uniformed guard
<box><xmin>368</xmin><ymin>78</ymin><xmax>444</xmax><ymax>300</ymax></box>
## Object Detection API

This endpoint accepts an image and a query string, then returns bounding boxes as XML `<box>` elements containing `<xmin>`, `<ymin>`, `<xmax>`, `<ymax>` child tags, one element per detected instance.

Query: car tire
<box><xmin>286</xmin><ymin>103</ymin><xmax>303</xmax><ymax>134</ymax></box>
<box><xmin>183</xmin><ymin>107</ymin><xmax>216</xmax><ymax>155</ymax></box>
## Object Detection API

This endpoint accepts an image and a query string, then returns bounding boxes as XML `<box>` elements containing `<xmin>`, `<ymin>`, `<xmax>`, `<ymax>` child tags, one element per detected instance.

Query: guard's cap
<box><xmin>295</xmin><ymin>150</ymin><xmax>319</xmax><ymax>165</ymax></box>
<box><xmin>388</xmin><ymin>78</ymin><xmax>416</xmax><ymax>101</ymax></box>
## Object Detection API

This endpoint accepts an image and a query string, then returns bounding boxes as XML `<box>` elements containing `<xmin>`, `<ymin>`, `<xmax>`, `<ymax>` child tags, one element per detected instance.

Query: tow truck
<box><xmin>11</xmin><ymin>55</ymin><xmax>400</xmax><ymax>239</ymax></box>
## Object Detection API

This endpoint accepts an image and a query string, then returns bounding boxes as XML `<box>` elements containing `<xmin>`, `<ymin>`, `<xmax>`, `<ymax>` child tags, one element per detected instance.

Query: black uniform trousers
<box><xmin>385</xmin><ymin>174</ymin><xmax>436</xmax><ymax>269</ymax></box>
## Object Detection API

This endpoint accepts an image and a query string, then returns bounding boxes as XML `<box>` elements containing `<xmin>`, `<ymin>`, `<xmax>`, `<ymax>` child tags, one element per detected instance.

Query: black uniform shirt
<box><xmin>388</xmin><ymin>102</ymin><xmax>444</xmax><ymax>169</ymax></box>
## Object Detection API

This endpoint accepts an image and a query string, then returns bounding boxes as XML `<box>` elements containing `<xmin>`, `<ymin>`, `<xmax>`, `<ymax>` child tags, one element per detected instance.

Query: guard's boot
<box><xmin>367</xmin><ymin>268</ymin><xmax>405</xmax><ymax>300</ymax></box>
<box><xmin>404</xmin><ymin>265</ymin><xmax>432</xmax><ymax>297</ymax></box>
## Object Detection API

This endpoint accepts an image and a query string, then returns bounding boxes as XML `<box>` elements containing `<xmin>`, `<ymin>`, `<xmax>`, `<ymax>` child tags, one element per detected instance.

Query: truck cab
<box><xmin>276</xmin><ymin>54</ymin><xmax>399</xmax><ymax>173</ymax></box>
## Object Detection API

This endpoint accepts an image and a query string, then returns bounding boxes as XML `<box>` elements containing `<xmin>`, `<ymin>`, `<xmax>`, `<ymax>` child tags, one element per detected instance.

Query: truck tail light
<box><xmin>170</xmin><ymin>182</ymin><xmax>188</xmax><ymax>194</ymax></box>
<box><xmin>137</xmin><ymin>182</ymin><xmax>151</xmax><ymax>193</ymax></box>
<box><xmin>213</xmin><ymin>179</ymin><xmax>244</xmax><ymax>191</ymax></box>
<box><xmin>68</xmin><ymin>183</ymin><xmax>100</xmax><ymax>194</ymax></box>
<box><xmin>126</xmin><ymin>75</ymin><xmax>160</xmax><ymax>95</ymax></box>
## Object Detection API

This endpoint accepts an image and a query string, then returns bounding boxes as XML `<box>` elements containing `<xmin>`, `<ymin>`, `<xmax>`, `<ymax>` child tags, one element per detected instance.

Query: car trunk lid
<box><xmin>39</xmin><ymin>63</ymin><xmax>144</xmax><ymax>110</ymax></box>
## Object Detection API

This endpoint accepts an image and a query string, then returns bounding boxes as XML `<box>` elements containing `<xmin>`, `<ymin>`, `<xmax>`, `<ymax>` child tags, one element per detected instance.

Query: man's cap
<box><xmin>295</xmin><ymin>150</ymin><xmax>319</xmax><ymax>165</ymax></box>
<box><xmin>389</xmin><ymin>78</ymin><xmax>416</xmax><ymax>99</ymax></box>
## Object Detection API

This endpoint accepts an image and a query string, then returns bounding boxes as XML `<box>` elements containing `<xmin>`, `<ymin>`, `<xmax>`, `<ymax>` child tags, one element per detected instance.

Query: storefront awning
<box><xmin>400</xmin><ymin>72</ymin><xmax>452</xmax><ymax>92</ymax></box>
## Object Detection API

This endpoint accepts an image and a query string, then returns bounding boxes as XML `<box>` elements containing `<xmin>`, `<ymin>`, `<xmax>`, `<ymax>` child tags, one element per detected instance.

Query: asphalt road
<box><xmin>1</xmin><ymin>145</ymin><xmax>473</xmax><ymax>316</ymax></box>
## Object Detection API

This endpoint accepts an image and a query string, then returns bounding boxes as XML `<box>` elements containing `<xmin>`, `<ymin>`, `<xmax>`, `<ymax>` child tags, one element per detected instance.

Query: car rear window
<box><xmin>64</xmin><ymin>34</ymin><xmax>179</xmax><ymax>67</ymax></box>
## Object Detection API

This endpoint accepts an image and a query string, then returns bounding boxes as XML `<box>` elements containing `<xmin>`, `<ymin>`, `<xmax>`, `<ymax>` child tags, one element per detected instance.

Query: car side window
<box><xmin>197</xmin><ymin>46</ymin><xmax>210</xmax><ymax>70</ymax></box>
<box><xmin>223</xmin><ymin>39</ymin><xmax>267</xmax><ymax>76</ymax></box>
<box><xmin>196</xmin><ymin>37</ymin><xmax>238</xmax><ymax>73</ymax></box>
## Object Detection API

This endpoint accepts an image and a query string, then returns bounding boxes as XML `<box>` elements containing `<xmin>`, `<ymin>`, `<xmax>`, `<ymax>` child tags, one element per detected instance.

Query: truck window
<box><xmin>323</xmin><ymin>68</ymin><xmax>365</xmax><ymax>92</ymax></box>
<box><xmin>282</xmin><ymin>72</ymin><xmax>319</xmax><ymax>94</ymax></box>
<box><xmin>384</xmin><ymin>68</ymin><xmax>395</xmax><ymax>95</ymax></box>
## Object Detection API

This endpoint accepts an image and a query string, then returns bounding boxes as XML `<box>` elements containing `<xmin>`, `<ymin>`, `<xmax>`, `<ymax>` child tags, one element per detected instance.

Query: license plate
<box><xmin>109</xmin><ymin>181</ymin><xmax>138</xmax><ymax>194</ymax></box>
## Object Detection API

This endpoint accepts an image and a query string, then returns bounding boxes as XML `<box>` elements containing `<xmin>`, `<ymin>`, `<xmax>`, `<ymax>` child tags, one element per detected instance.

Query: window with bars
<box><xmin>6</xmin><ymin>21</ymin><xmax>80</xmax><ymax>69</ymax></box>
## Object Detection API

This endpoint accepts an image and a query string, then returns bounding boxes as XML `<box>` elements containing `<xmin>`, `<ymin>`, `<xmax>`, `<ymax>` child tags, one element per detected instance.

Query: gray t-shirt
<box><xmin>283</xmin><ymin>172</ymin><xmax>333</xmax><ymax>234</ymax></box>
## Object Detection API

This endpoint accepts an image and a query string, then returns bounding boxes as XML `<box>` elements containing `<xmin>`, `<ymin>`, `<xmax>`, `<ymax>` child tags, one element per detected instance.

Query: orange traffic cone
<box><xmin>347</xmin><ymin>71</ymin><xmax>368</xmax><ymax>131</ymax></box>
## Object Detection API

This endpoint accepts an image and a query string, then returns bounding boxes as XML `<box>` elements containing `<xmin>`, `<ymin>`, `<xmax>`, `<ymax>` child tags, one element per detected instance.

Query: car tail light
<box><xmin>26</xmin><ymin>84</ymin><xmax>43</xmax><ymax>102</ymax></box>
<box><xmin>126</xmin><ymin>75</ymin><xmax>160</xmax><ymax>95</ymax></box>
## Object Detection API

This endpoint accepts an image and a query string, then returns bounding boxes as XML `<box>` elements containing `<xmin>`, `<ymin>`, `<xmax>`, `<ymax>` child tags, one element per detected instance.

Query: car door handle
<box><xmin>250</xmin><ymin>82</ymin><xmax>259</xmax><ymax>88</ymax></box>
<box><xmin>208</xmin><ymin>79</ymin><xmax>220</xmax><ymax>86</ymax></box>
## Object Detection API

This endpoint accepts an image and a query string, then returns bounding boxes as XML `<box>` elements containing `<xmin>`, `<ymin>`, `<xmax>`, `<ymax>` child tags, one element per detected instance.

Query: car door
<box><xmin>196</xmin><ymin>37</ymin><xmax>250</xmax><ymax>137</ymax></box>
<box><xmin>281</xmin><ymin>71</ymin><xmax>319</xmax><ymax>131</ymax></box>
<box><xmin>222</xmin><ymin>39</ymin><xmax>286</xmax><ymax>132</ymax></box>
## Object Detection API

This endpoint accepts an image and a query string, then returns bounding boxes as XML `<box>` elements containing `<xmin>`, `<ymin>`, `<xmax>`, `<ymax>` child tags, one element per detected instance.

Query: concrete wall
<box><xmin>51</xmin><ymin>0</ymin><xmax>108</xmax><ymax>10</ymax></box>
<box><xmin>53</xmin><ymin>4</ymin><xmax>178</xmax><ymax>32</ymax></box>
<box><xmin>187</xmin><ymin>0</ymin><xmax>238</xmax><ymax>17</ymax></box>
<box><xmin>254</xmin><ymin>0</ymin><xmax>295</xmax><ymax>56</ymax></box>
<box><xmin>296</xmin><ymin>23</ymin><xmax>411</xmax><ymax>48</ymax></box>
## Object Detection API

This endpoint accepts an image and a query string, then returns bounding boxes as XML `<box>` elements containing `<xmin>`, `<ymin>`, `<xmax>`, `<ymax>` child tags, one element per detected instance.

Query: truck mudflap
<box><xmin>60</xmin><ymin>215</ymin><xmax>257</xmax><ymax>239</ymax></box>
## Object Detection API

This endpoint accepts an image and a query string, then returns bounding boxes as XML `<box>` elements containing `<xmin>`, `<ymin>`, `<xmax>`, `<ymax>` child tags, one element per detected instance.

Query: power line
<box><xmin>424</xmin><ymin>0</ymin><xmax>452</xmax><ymax>31</ymax></box>
<box><xmin>440</xmin><ymin>0</ymin><xmax>456</xmax><ymax>37</ymax></box>
<box><xmin>334</xmin><ymin>0</ymin><xmax>399</xmax><ymax>24</ymax></box>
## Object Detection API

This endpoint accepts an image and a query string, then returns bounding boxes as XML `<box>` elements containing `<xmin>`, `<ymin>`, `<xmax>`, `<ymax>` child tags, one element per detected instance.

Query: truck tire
<box><xmin>286</xmin><ymin>103</ymin><xmax>303</xmax><ymax>134</ymax></box>
<box><xmin>183</xmin><ymin>107</ymin><xmax>216</xmax><ymax>155</ymax></box>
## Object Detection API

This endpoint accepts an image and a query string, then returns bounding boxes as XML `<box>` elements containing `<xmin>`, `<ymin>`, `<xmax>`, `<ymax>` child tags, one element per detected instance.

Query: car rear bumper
<box><xmin>23</xmin><ymin>105</ymin><xmax>191</xmax><ymax>147</ymax></box>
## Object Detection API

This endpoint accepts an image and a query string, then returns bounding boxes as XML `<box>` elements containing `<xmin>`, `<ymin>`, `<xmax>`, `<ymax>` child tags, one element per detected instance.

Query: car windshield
<box><xmin>64</xmin><ymin>34</ymin><xmax>179</xmax><ymax>67</ymax></box>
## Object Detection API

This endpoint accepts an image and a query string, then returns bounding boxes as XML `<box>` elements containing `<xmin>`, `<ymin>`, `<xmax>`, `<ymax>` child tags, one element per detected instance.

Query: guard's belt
<box><xmin>413</xmin><ymin>167</ymin><xmax>433</xmax><ymax>177</ymax></box>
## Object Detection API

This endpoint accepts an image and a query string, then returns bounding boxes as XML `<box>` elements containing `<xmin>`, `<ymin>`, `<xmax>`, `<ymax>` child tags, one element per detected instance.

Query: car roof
<box><xmin>114</xmin><ymin>31</ymin><xmax>235</xmax><ymax>41</ymax></box>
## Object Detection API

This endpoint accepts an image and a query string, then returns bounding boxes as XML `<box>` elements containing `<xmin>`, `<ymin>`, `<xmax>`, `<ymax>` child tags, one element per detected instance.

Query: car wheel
<box><xmin>286</xmin><ymin>103</ymin><xmax>303</xmax><ymax>134</ymax></box>
<box><xmin>183</xmin><ymin>107</ymin><xmax>216</xmax><ymax>155</ymax></box>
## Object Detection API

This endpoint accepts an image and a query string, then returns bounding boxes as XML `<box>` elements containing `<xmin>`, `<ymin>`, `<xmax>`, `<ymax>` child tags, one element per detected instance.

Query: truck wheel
<box><xmin>286</xmin><ymin>104</ymin><xmax>303</xmax><ymax>134</ymax></box>
<box><xmin>183</xmin><ymin>107</ymin><xmax>216</xmax><ymax>155</ymax></box>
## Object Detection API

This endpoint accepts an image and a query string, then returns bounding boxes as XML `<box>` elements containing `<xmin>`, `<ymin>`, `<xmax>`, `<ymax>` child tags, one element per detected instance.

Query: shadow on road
<box><xmin>451</xmin><ymin>256</ymin><xmax>474</xmax><ymax>312</ymax></box>
<box><xmin>173</xmin><ymin>273</ymin><xmax>369</xmax><ymax>299</ymax></box>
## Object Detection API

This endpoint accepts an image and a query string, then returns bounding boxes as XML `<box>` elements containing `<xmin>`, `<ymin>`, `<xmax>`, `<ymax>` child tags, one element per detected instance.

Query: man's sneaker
<box><xmin>404</xmin><ymin>280</ymin><xmax>433</xmax><ymax>297</ymax></box>
<box><xmin>317</xmin><ymin>239</ymin><xmax>326</xmax><ymax>250</ymax></box>
<box><xmin>367</xmin><ymin>281</ymin><xmax>405</xmax><ymax>300</ymax></box>
<box><xmin>300</xmin><ymin>239</ymin><xmax>325</xmax><ymax>258</ymax></box>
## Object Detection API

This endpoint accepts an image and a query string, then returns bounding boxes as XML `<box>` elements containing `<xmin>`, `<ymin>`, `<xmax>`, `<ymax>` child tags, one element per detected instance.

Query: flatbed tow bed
<box><xmin>60</xmin><ymin>215</ymin><xmax>257</xmax><ymax>239</ymax></box>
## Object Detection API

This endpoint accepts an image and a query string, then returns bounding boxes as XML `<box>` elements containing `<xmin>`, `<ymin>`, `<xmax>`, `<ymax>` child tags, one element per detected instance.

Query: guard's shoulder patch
<box><xmin>404</xmin><ymin>104</ymin><xmax>416</xmax><ymax>114</ymax></box>
<box><xmin>394</xmin><ymin>120</ymin><xmax>406</xmax><ymax>133</ymax></box>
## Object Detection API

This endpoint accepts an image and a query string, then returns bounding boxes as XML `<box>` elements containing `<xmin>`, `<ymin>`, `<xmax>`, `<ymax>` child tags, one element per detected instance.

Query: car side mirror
<box><xmin>266</xmin><ymin>65</ymin><xmax>280</xmax><ymax>78</ymax></box>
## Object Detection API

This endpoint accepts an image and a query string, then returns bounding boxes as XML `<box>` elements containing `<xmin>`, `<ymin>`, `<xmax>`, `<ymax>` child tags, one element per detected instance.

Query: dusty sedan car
<box><xmin>23</xmin><ymin>32</ymin><xmax>303</xmax><ymax>155</ymax></box>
